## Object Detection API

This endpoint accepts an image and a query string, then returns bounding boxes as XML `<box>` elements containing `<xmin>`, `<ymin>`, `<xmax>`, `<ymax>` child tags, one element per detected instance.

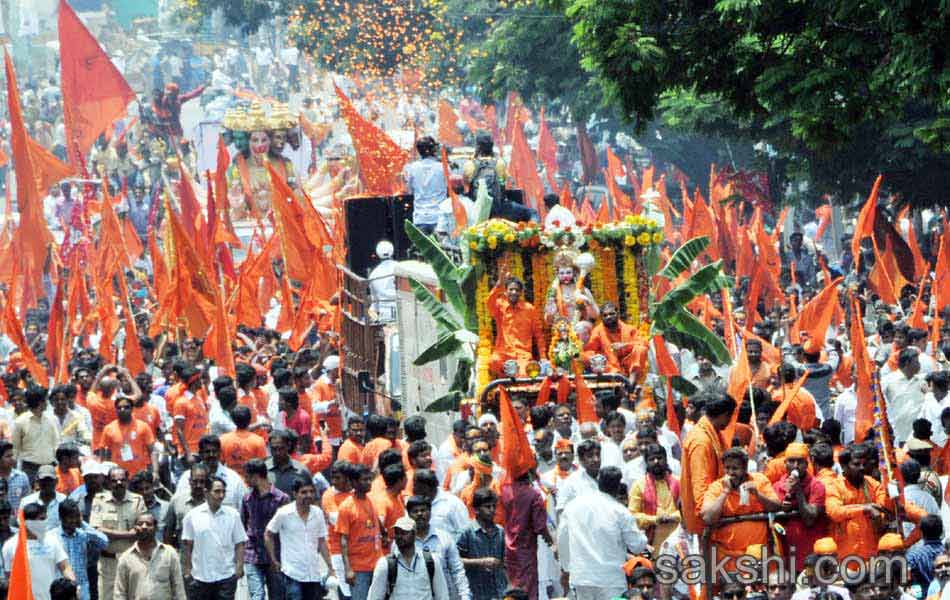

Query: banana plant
<box><xmin>651</xmin><ymin>236</ymin><xmax>733</xmax><ymax>366</ymax></box>
<box><xmin>403</xmin><ymin>220</ymin><xmax>479</xmax><ymax>412</ymax></box>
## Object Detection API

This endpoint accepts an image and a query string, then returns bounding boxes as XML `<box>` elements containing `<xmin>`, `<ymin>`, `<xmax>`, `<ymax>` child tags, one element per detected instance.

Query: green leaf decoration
<box><xmin>424</xmin><ymin>391</ymin><xmax>463</xmax><ymax>412</ymax></box>
<box><xmin>408</xmin><ymin>278</ymin><xmax>461</xmax><ymax>335</ymax></box>
<box><xmin>413</xmin><ymin>334</ymin><xmax>463</xmax><ymax>366</ymax></box>
<box><xmin>404</xmin><ymin>221</ymin><xmax>466</xmax><ymax>318</ymax></box>
<box><xmin>658</xmin><ymin>236</ymin><xmax>710</xmax><ymax>280</ymax></box>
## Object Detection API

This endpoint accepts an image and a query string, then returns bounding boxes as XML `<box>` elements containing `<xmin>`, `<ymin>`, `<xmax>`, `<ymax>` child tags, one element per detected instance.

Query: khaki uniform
<box><xmin>90</xmin><ymin>491</ymin><xmax>147</xmax><ymax>600</ymax></box>
<box><xmin>114</xmin><ymin>541</ymin><xmax>186</xmax><ymax>600</ymax></box>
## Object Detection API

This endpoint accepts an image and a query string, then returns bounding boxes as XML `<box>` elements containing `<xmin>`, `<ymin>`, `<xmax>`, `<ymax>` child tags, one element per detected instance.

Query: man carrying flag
<box><xmin>1</xmin><ymin>503</ymin><xmax>76</xmax><ymax>600</ymax></box>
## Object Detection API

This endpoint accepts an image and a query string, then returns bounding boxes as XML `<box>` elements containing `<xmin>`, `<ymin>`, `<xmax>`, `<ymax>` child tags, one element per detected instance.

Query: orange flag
<box><xmin>578</xmin><ymin>198</ymin><xmax>596</xmax><ymax>225</ymax></box>
<box><xmin>595</xmin><ymin>193</ymin><xmax>611</xmax><ymax>224</ymax></box>
<box><xmin>788</xmin><ymin>276</ymin><xmax>843</xmax><ymax>345</ymax></box>
<box><xmin>687</xmin><ymin>190</ymin><xmax>720</xmax><ymax>260</ymax></box>
<box><xmin>498</xmin><ymin>385</ymin><xmax>537</xmax><ymax>479</ymax></box>
<box><xmin>508</xmin><ymin>122</ymin><xmax>545</xmax><ymax>213</ymax></box>
<box><xmin>537</xmin><ymin>107</ymin><xmax>558</xmax><ymax>183</ymax></box>
<box><xmin>5</xmin><ymin>51</ymin><xmax>55</xmax><ymax>286</ymax></box>
<box><xmin>768</xmin><ymin>371</ymin><xmax>810</xmax><ymax>425</ymax></box>
<box><xmin>213</xmin><ymin>137</ymin><xmax>241</xmax><ymax>247</ymax></box>
<box><xmin>116</xmin><ymin>271</ymin><xmax>146</xmax><ymax>376</ymax></box>
<box><xmin>95</xmin><ymin>181</ymin><xmax>129</xmax><ymax>276</ymax></box>
<box><xmin>204</xmin><ymin>284</ymin><xmax>236</xmax><ymax>378</ymax></box>
<box><xmin>723</xmin><ymin>343</ymin><xmax>750</xmax><ymax>447</ymax></box>
<box><xmin>268</xmin><ymin>165</ymin><xmax>321</xmax><ymax>282</ymax></box>
<box><xmin>122</xmin><ymin>218</ymin><xmax>144</xmax><ymax>262</ymax></box>
<box><xmin>935</xmin><ymin>222</ymin><xmax>950</xmax><ymax>313</ymax></box>
<box><xmin>851</xmin><ymin>175</ymin><xmax>883</xmax><ymax>271</ymax></box>
<box><xmin>437</xmin><ymin>100</ymin><xmax>464</xmax><ymax>147</ymax></box>
<box><xmin>2</xmin><ymin>282</ymin><xmax>49</xmax><ymax>384</ymax></box>
<box><xmin>908</xmin><ymin>276</ymin><xmax>928</xmax><ymax>330</ymax></box>
<box><xmin>574</xmin><ymin>361</ymin><xmax>598</xmax><ymax>424</ymax></box>
<box><xmin>177</xmin><ymin>166</ymin><xmax>205</xmax><ymax>241</ymax></box>
<box><xmin>334</xmin><ymin>84</ymin><xmax>408</xmax><ymax>195</ymax></box>
<box><xmin>868</xmin><ymin>235</ymin><xmax>905</xmax><ymax>306</ymax></box>
<box><xmin>851</xmin><ymin>296</ymin><xmax>877</xmax><ymax>443</ymax></box>
<box><xmin>7</xmin><ymin>512</ymin><xmax>35</xmax><ymax>600</ymax></box>
<box><xmin>653</xmin><ymin>336</ymin><xmax>681</xmax><ymax>435</ymax></box>
<box><xmin>558</xmin><ymin>184</ymin><xmax>573</xmax><ymax>212</ymax></box>
<box><xmin>45</xmin><ymin>277</ymin><xmax>66</xmax><ymax>382</ymax></box>
<box><xmin>442</xmin><ymin>147</ymin><xmax>468</xmax><ymax>237</ymax></box>
<box><xmin>58</xmin><ymin>0</ymin><xmax>135</xmax><ymax>165</ymax></box>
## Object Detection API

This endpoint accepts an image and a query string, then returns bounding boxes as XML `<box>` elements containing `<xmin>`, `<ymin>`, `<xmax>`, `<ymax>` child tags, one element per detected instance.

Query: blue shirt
<box><xmin>0</xmin><ymin>470</ymin><xmax>31</xmax><ymax>513</ymax></box>
<box><xmin>404</xmin><ymin>157</ymin><xmax>447</xmax><ymax>225</ymax></box>
<box><xmin>416</xmin><ymin>527</ymin><xmax>471</xmax><ymax>600</ymax></box>
<box><xmin>54</xmin><ymin>524</ymin><xmax>109</xmax><ymax>600</ymax></box>
<box><xmin>456</xmin><ymin>521</ymin><xmax>507</xmax><ymax>600</ymax></box>
<box><xmin>908</xmin><ymin>539</ymin><xmax>944</xmax><ymax>591</ymax></box>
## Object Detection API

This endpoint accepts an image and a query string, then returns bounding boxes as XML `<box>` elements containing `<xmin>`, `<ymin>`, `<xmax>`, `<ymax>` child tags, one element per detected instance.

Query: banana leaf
<box><xmin>664</xmin><ymin>307</ymin><xmax>732</xmax><ymax>365</ymax></box>
<box><xmin>414</xmin><ymin>333</ymin><xmax>463</xmax><ymax>366</ymax></box>
<box><xmin>425</xmin><ymin>391</ymin><xmax>463</xmax><ymax>412</ymax></box>
<box><xmin>657</xmin><ymin>261</ymin><xmax>734</xmax><ymax>310</ymax></box>
<box><xmin>405</xmin><ymin>221</ymin><xmax>466</xmax><ymax>318</ymax></box>
<box><xmin>409</xmin><ymin>278</ymin><xmax>462</xmax><ymax>335</ymax></box>
<box><xmin>670</xmin><ymin>375</ymin><xmax>699</xmax><ymax>397</ymax></box>
<box><xmin>658</xmin><ymin>236</ymin><xmax>710</xmax><ymax>280</ymax></box>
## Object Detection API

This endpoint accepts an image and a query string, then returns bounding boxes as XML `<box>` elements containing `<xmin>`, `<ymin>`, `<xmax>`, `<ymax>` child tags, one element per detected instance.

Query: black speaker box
<box><xmin>344</xmin><ymin>194</ymin><xmax>414</xmax><ymax>277</ymax></box>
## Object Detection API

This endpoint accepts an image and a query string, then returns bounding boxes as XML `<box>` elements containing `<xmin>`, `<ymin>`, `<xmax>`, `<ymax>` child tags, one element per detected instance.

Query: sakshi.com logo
<box><xmin>652</xmin><ymin>548</ymin><xmax>909</xmax><ymax>586</ymax></box>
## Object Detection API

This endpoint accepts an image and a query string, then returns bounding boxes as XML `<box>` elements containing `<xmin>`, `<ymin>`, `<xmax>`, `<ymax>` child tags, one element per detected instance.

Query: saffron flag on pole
<box><xmin>508</xmin><ymin>122</ymin><xmax>545</xmax><ymax>214</ymax></box>
<box><xmin>537</xmin><ymin>106</ymin><xmax>558</xmax><ymax>186</ymax></box>
<box><xmin>59</xmin><ymin>0</ymin><xmax>135</xmax><ymax>165</ymax></box>
<box><xmin>851</xmin><ymin>175</ymin><xmax>883</xmax><ymax>272</ymax></box>
<box><xmin>851</xmin><ymin>296</ymin><xmax>877</xmax><ymax>443</ymax></box>
<box><xmin>499</xmin><ymin>385</ymin><xmax>536</xmax><ymax>480</ymax></box>
<box><xmin>437</xmin><ymin>99</ymin><xmax>464</xmax><ymax>147</ymax></box>
<box><xmin>334</xmin><ymin>84</ymin><xmax>408</xmax><ymax>195</ymax></box>
<box><xmin>7</xmin><ymin>512</ymin><xmax>35</xmax><ymax>600</ymax></box>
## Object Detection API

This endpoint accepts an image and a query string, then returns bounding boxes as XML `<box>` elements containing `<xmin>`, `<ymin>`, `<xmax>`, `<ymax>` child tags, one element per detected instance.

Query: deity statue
<box><xmin>223</xmin><ymin>102</ymin><xmax>296</xmax><ymax>220</ymax></box>
<box><xmin>548</xmin><ymin>316</ymin><xmax>582</xmax><ymax>373</ymax></box>
<box><xmin>266</xmin><ymin>103</ymin><xmax>299</xmax><ymax>190</ymax></box>
<box><xmin>545</xmin><ymin>249</ymin><xmax>599</xmax><ymax>326</ymax></box>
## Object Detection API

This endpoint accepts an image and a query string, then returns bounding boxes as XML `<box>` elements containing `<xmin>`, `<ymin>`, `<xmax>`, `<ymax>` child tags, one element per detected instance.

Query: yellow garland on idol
<box><xmin>623</xmin><ymin>247</ymin><xmax>640</xmax><ymax>326</ymax></box>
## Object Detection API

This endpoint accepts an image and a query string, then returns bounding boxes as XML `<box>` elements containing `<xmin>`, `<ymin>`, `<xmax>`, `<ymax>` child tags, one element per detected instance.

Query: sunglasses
<box><xmin>723</xmin><ymin>593</ymin><xmax>746</xmax><ymax>599</ymax></box>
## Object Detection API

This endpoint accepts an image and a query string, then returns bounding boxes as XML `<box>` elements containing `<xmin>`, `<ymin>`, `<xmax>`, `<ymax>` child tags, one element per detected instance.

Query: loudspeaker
<box><xmin>344</xmin><ymin>194</ymin><xmax>414</xmax><ymax>277</ymax></box>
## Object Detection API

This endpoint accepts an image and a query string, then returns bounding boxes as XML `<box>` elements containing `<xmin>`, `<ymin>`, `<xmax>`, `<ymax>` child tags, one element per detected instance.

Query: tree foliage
<box><xmin>552</xmin><ymin>0</ymin><xmax>950</xmax><ymax>206</ymax></box>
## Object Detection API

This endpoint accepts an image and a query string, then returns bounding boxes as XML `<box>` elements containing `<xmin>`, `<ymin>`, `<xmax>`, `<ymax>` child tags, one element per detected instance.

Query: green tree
<box><xmin>553</xmin><ymin>0</ymin><xmax>950</xmax><ymax>206</ymax></box>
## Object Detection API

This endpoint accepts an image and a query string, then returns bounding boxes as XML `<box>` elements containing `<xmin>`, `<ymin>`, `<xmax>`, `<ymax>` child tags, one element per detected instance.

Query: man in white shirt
<box><xmin>367</xmin><ymin>516</ymin><xmax>449</xmax><ymax>600</ymax></box>
<box><xmin>883</xmin><ymin>348</ymin><xmax>928</xmax><ymax>444</ymax></box>
<box><xmin>542</xmin><ymin>193</ymin><xmax>576</xmax><ymax>230</ymax></box>
<box><xmin>924</xmin><ymin>372</ymin><xmax>950</xmax><ymax>445</ymax></box>
<box><xmin>1</xmin><ymin>502</ymin><xmax>76</xmax><ymax>600</ymax></box>
<box><xmin>557</xmin><ymin>467</ymin><xmax>647</xmax><ymax>600</ymax></box>
<box><xmin>173</xmin><ymin>435</ymin><xmax>247</xmax><ymax>510</ymax></box>
<box><xmin>265</xmin><ymin>476</ymin><xmax>336</xmax><ymax>600</ymax></box>
<box><xmin>412</xmin><ymin>470</ymin><xmax>469</xmax><ymax>541</ymax></box>
<box><xmin>181</xmin><ymin>477</ymin><xmax>248</xmax><ymax>600</ymax></box>
<box><xmin>368</xmin><ymin>241</ymin><xmax>397</xmax><ymax>322</ymax></box>
<box><xmin>833</xmin><ymin>381</ymin><xmax>858</xmax><ymax>445</ymax></box>
<box><xmin>556</xmin><ymin>439</ymin><xmax>601</xmax><ymax>515</ymax></box>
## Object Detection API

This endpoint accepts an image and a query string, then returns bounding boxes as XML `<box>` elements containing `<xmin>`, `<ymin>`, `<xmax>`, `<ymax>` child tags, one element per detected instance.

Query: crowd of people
<box><xmin>3</xmin><ymin>6</ymin><xmax>950</xmax><ymax>600</ymax></box>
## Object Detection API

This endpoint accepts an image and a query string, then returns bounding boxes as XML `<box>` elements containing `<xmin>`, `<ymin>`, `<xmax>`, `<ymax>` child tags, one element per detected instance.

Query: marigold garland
<box><xmin>595</xmin><ymin>246</ymin><xmax>619</xmax><ymax>306</ymax></box>
<box><xmin>623</xmin><ymin>247</ymin><xmax>640</xmax><ymax>326</ymax></box>
<box><xmin>475</xmin><ymin>271</ymin><xmax>492</xmax><ymax>393</ymax></box>
<box><xmin>508</xmin><ymin>251</ymin><xmax>525</xmax><ymax>282</ymax></box>
<box><xmin>636</xmin><ymin>252</ymin><xmax>650</xmax><ymax>323</ymax></box>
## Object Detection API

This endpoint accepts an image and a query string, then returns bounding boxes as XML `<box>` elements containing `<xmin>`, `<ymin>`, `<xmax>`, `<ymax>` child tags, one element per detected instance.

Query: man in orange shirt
<box><xmin>235</xmin><ymin>363</ymin><xmax>269</xmax><ymax>437</ymax></box>
<box><xmin>88</xmin><ymin>375</ymin><xmax>121</xmax><ymax>450</ymax></box>
<box><xmin>826</xmin><ymin>443</ymin><xmax>912</xmax><ymax>560</ymax></box>
<box><xmin>292</xmin><ymin>366</ymin><xmax>317</xmax><ymax>417</ymax></box>
<box><xmin>405</xmin><ymin>440</ymin><xmax>433</xmax><ymax>496</ymax></box>
<box><xmin>369</xmin><ymin>463</ymin><xmax>407</xmax><ymax>536</ymax></box>
<box><xmin>746</xmin><ymin>339</ymin><xmax>774</xmax><ymax>389</ymax></box>
<box><xmin>361</xmin><ymin>415</ymin><xmax>407</xmax><ymax>471</ymax></box>
<box><xmin>584</xmin><ymin>302</ymin><xmax>641</xmax><ymax>374</ymax></box>
<box><xmin>312</xmin><ymin>355</ymin><xmax>344</xmax><ymax>448</ymax></box>
<box><xmin>54</xmin><ymin>444</ymin><xmax>83</xmax><ymax>495</ymax></box>
<box><xmin>487</xmin><ymin>273</ymin><xmax>545</xmax><ymax>377</ymax></box>
<box><xmin>323</xmin><ymin>460</ymin><xmax>354</xmax><ymax>599</ymax></box>
<box><xmin>338</xmin><ymin>416</ymin><xmax>366</xmax><ymax>465</ymax></box>
<box><xmin>220</xmin><ymin>405</ymin><xmax>267</xmax><ymax>473</ymax></box>
<box><xmin>680</xmin><ymin>391</ymin><xmax>734</xmax><ymax>535</ymax></box>
<box><xmin>701</xmin><ymin>447</ymin><xmax>782</xmax><ymax>569</ymax></box>
<box><xmin>172</xmin><ymin>366</ymin><xmax>209</xmax><ymax>463</ymax></box>
<box><xmin>762</xmin><ymin>422</ymin><xmax>797</xmax><ymax>483</ymax></box>
<box><xmin>771</xmin><ymin>363</ymin><xmax>817</xmax><ymax>432</ymax></box>
<box><xmin>99</xmin><ymin>395</ymin><xmax>158</xmax><ymax>477</ymax></box>
<box><xmin>337</xmin><ymin>464</ymin><xmax>384</xmax><ymax>600</ymax></box>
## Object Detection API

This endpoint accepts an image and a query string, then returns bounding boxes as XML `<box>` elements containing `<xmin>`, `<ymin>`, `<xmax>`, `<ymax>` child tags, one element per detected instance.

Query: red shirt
<box><xmin>773</xmin><ymin>473</ymin><xmax>828</xmax><ymax>560</ymax></box>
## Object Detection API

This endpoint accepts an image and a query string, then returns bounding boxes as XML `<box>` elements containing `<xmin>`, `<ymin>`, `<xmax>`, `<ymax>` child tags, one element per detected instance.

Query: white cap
<box><xmin>393</xmin><ymin>516</ymin><xmax>416</xmax><ymax>531</ymax></box>
<box><xmin>477</xmin><ymin>413</ymin><xmax>499</xmax><ymax>428</ymax></box>
<box><xmin>323</xmin><ymin>355</ymin><xmax>341</xmax><ymax>371</ymax></box>
<box><xmin>376</xmin><ymin>240</ymin><xmax>394</xmax><ymax>259</ymax></box>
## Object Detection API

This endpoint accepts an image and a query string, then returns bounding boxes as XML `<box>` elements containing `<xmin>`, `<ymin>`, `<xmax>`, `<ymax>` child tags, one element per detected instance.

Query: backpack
<box><xmin>385</xmin><ymin>549</ymin><xmax>435</xmax><ymax>600</ymax></box>
<box><xmin>472</xmin><ymin>158</ymin><xmax>502</xmax><ymax>206</ymax></box>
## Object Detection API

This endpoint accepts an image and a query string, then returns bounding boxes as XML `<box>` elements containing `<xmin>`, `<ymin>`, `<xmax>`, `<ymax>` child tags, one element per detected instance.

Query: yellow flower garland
<box><xmin>596</xmin><ymin>246</ymin><xmax>619</xmax><ymax>305</ymax></box>
<box><xmin>623</xmin><ymin>247</ymin><xmax>640</xmax><ymax>326</ymax></box>
<box><xmin>509</xmin><ymin>251</ymin><xmax>525</xmax><ymax>282</ymax></box>
<box><xmin>475</xmin><ymin>271</ymin><xmax>492</xmax><ymax>394</ymax></box>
